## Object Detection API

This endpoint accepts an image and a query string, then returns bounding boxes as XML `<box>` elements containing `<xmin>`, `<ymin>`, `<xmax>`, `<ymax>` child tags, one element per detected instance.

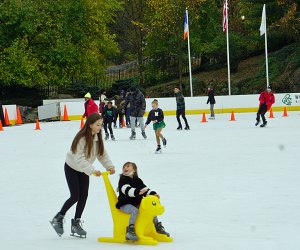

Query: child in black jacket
<box><xmin>102</xmin><ymin>101</ymin><xmax>116</xmax><ymax>141</ymax></box>
<box><xmin>116</xmin><ymin>162</ymin><xmax>170</xmax><ymax>241</ymax></box>
<box><xmin>144</xmin><ymin>99</ymin><xmax>167</xmax><ymax>154</ymax></box>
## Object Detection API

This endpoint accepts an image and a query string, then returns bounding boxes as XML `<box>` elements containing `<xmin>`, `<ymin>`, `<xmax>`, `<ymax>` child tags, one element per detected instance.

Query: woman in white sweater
<box><xmin>50</xmin><ymin>113</ymin><xmax>115</xmax><ymax>238</ymax></box>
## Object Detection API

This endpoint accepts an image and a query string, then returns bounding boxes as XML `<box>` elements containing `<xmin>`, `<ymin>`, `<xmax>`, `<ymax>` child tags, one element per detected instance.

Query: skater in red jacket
<box><xmin>255</xmin><ymin>86</ymin><xmax>275</xmax><ymax>127</ymax></box>
<box><xmin>82</xmin><ymin>92</ymin><xmax>98</xmax><ymax>118</ymax></box>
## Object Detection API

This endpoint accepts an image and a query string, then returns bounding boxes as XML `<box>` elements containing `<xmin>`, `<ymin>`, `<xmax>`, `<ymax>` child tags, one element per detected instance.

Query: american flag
<box><xmin>223</xmin><ymin>0</ymin><xmax>228</xmax><ymax>32</ymax></box>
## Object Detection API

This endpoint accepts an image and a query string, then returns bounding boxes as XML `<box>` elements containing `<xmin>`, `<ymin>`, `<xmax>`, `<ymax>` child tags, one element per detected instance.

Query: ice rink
<box><xmin>0</xmin><ymin>112</ymin><xmax>299</xmax><ymax>250</ymax></box>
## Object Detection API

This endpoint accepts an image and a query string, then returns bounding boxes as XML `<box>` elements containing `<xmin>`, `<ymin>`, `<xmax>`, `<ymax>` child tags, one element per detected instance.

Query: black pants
<box><xmin>103</xmin><ymin>120</ymin><xmax>113</xmax><ymax>135</ymax></box>
<box><xmin>60</xmin><ymin>163</ymin><xmax>89</xmax><ymax>219</ymax></box>
<box><xmin>114</xmin><ymin>110</ymin><xmax>124</xmax><ymax>126</ymax></box>
<box><xmin>176</xmin><ymin>109</ymin><xmax>189</xmax><ymax>127</ymax></box>
<box><xmin>256</xmin><ymin>104</ymin><xmax>267</xmax><ymax>124</ymax></box>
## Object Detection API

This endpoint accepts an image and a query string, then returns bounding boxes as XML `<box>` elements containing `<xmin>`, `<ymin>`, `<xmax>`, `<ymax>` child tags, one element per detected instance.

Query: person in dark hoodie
<box><xmin>123</xmin><ymin>87</ymin><xmax>147</xmax><ymax>140</ymax></box>
<box><xmin>102</xmin><ymin>101</ymin><xmax>116</xmax><ymax>141</ymax></box>
<box><xmin>174</xmin><ymin>87</ymin><xmax>190</xmax><ymax>130</ymax></box>
<box><xmin>207</xmin><ymin>87</ymin><xmax>216</xmax><ymax>119</ymax></box>
<box><xmin>116</xmin><ymin>162</ymin><xmax>170</xmax><ymax>241</ymax></box>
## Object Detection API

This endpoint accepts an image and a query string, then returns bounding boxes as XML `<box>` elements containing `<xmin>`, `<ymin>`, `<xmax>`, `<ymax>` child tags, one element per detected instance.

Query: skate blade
<box><xmin>155</xmin><ymin>151</ymin><xmax>162</xmax><ymax>154</ymax></box>
<box><xmin>49</xmin><ymin>221</ymin><xmax>63</xmax><ymax>237</ymax></box>
<box><xmin>70</xmin><ymin>233</ymin><xmax>86</xmax><ymax>238</ymax></box>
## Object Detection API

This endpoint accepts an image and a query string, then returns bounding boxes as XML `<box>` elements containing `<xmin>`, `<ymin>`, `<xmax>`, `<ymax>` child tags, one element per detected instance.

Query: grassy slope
<box><xmin>146</xmin><ymin>43</ymin><xmax>300</xmax><ymax>97</ymax></box>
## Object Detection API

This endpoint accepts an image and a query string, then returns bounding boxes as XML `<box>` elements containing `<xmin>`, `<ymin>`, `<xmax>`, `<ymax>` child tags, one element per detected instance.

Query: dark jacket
<box><xmin>175</xmin><ymin>92</ymin><xmax>185</xmax><ymax>110</ymax></box>
<box><xmin>207</xmin><ymin>90</ymin><xmax>216</xmax><ymax>104</ymax></box>
<box><xmin>102</xmin><ymin>106</ymin><xmax>116</xmax><ymax>122</ymax></box>
<box><xmin>123</xmin><ymin>89</ymin><xmax>146</xmax><ymax>117</ymax></box>
<box><xmin>113</xmin><ymin>95</ymin><xmax>125</xmax><ymax>112</ymax></box>
<box><xmin>116</xmin><ymin>175</ymin><xmax>157</xmax><ymax>209</ymax></box>
<box><xmin>145</xmin><ymin>108</ymin><xmax>164</xmax><ymax>125</ymax></box>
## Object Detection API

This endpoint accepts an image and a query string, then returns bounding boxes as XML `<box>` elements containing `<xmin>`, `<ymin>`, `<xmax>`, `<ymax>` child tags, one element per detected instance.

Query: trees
<box><xmin>0</xmin><ymin>0</ymin><xmax>121</xmax><ymax>87</ymax></box>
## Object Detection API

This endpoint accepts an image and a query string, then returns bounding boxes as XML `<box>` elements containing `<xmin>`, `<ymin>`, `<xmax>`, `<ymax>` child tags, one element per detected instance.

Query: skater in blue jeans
<box><xmin>116</xmin><ymin>162</ymin><xmax>170</xmax><ymax>241</ymax></box>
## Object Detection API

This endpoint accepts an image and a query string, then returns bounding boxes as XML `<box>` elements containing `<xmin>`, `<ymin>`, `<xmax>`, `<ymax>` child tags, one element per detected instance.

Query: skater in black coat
<box><xmin>116</xmin><ymin>162</ymin><xmax>170</xmax><ymax>241</ymax></box>
<box><xmin>207</xmin><ymin>87</ymin><xmax>216</xmax><ymax>119</ymax></box>
<box><xmin>123</xmin><ymin>87</ymin><xmax>147</xmax><ymax>140</ymax></box>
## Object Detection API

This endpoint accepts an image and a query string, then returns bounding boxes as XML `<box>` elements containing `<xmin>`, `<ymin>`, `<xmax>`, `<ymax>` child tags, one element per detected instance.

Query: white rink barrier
<box><xmin>2</xmin><ymin>105</ymin><xmax>17</xmax><ymax>125</ymax></box>
<box><xmin>49</xmin><ymin>93</ymin><xmax>300</xmax><ymax>120</ymax></box>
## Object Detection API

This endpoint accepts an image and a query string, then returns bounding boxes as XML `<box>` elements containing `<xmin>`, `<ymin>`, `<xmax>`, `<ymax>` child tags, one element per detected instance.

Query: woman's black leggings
<box><xmin>60</xmin><ymin>163</ymin><xmax>89</xmax><ymax>219</ymax></box>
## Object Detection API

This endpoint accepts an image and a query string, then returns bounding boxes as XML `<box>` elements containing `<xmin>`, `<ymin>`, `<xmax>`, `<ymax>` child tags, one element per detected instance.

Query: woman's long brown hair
<box><xmin>71</xmin><ymin>113</ymin><xmax>104</xmax><ymax>158</ymax></box>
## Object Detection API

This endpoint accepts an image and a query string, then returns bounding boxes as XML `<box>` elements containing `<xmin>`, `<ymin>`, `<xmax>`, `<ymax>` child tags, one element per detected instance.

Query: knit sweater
<box><xmin>65</xmin><ymin>135</ymin><xmax>114</xmax><ymax>176</ymax></box>
<box><xmin>116</xmin><ymin>175</ymin><xmax>157</xmax><ymax>208</ymax></box>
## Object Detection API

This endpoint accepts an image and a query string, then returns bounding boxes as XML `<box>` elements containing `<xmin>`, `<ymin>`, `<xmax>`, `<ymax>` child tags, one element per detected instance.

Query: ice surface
<box><xmin>0</xmin><ymin>112</ymin><xmax>299</xmax><ymax>250</ymax></box>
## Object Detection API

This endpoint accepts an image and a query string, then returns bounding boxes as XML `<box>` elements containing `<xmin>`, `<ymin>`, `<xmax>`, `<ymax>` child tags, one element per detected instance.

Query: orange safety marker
<box><xmin>121</xmin><ymin>117</ymin><xmax>126</xmax><ymax>128</ymax></box>
<box><xmin>35</xmin><ymin>119</ymin><xmax>41</xmax><ymax>130</ymax></box>
<box><xmin>269</xmin><ymin>108</ymin><xmax>275</xmax><ymax>118</ymax></box>
<box><xmin>16</xmin><ymin>107</ymin><xmax>23</xmax><ymax>125</ymax></box>
<box><xmin>4</xmin><ymin>108</ymin><xmax>11</xmax><ymax>126</ymax></box>
<box><xmin>0</xmin><ymin>120</ymin><xmax>4</xmax><ymax>131</ymax></box>
<box><xmin>201</xmin><ymin>113</ymin><xmax>207</xmax><ymax>123</ymax></box>
<box><xmin>80</xmin><ymin>118</ymin><xmax>85</xmax><ymax>129</ymax></box>
<box><xmin>62</xmin><ymin>104</ymin><xmax>70</xmax><ymax>121</ymax></box>
<box><xmin>283</xmin><ymin>107</ymin><xmax>288</xmax><ymax>117</ymax></box>
<box><xmin>229</xmin><ymin>111</ymin><xmax>236</xmax><ymax>121</ymax></box>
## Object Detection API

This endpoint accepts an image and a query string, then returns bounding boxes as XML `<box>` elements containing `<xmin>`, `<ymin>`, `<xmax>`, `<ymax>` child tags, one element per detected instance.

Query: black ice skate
<box><xmin>255</xmin><ymin>120</ymin><xmax>261</xmax><ymax>126</ymax></box>
<box><xmin>155</xmin><ymin>222</ymin><xmax>170</xmax><ymax>237</ymax></box>
<box><xmin>71</xmin><ymin>219</ymin><xmax>87</xmax><ymax>238</ymax></box>
<box><xmin>126</xmin><ymin>224</ymin><xmax>138</xmax><ymax>241</ymax></box>
<box><xmin>260</xmin><ymin>122</ymin><xmax>267</xmax><ymax>128</ymax></box>
<box><xmin>129</xmin><ymin>131</ymin><xmax>136</xmax><ymax>140</ymax></box>
<box><xmin>184</xmin><ymin>125</ymin><xmax>190</xmax><ymax>130</ymax></box>
<box><xmin>162</xmin><ymin>138</ymin><xmax>167</xmax><ymax>148</ymax></box>
<box><xmin>155</xmin><ymin>145</ymin><xmax>162</xmax><ymax>154</ymax></box>
<box><xmin>50</xmin><ymin>212</ymin><xmax>64</xmax><ymax>237</ymax></box>
<box><xmin>177</xmin><ymin>125</ymin><xmax>182</xmax><ymax>130</ymax></box>
<box><xmin>111</xmin><ymin>134</ymin><xmax>115</xmax><ymax>141</ymax></box>
<box><xmin>104</xmin><ymin>133</ymin><xmax>109</xmax><ymax>140</ymax></box>
<box><xmin>142</xmin><ymin>131</ymin><xmax>147</xmax><ymax>139</ymax></box>
<box><xmin>114</xmin><ymin>124</ymin><xmax>117</xmax><ymax>129</ymax></box>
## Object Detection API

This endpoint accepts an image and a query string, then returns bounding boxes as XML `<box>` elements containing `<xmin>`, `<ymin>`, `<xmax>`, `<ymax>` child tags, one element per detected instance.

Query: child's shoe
<box><xmin>126</xmin><ymin>224</ymin><xmax>138</xmax><ymax>241</ymax></box>
<box><xmin>155</xmin><ymin>222</ymin><xmax>170</xmax><ymax>237</ymax></box>
<box><xmin>155</xmin><ymin>145</ymin><xmax>162</xmax><ymax>154</ymax></box>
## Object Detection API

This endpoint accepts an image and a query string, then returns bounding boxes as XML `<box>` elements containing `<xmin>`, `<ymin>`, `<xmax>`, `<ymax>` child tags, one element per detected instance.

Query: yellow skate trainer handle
<box><xmin>93</xmin><ymin>171</ymin><xmax>111</xmax><ymax>177</ymax></box>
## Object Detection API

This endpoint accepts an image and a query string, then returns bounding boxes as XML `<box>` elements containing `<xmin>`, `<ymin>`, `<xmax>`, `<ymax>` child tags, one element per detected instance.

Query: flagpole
<box><xmin>264</xmin><ymin>5</ymin><xmax>269</xmax><ymax>87</ymax></box>
<box><xmin>186</xmin><ymin>8</ymin><xmax>193</xmax><ymax>97</ymax></box>
<box><xmin>225</xmin><ymin>1</ymin><xmax>231</xmax><ymax>95</ymax></box>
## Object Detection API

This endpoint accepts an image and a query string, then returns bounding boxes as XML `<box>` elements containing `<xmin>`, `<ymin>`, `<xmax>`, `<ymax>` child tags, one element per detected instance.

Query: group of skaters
<box><xmin>82</xmin><ymin>84</ymin><xmax>275</xmax><ymax>154</ymax></box>
<box><xmin>82</xmin><ymin>86</ymin><xmax>191</xmax><ymax>154</ymax></box>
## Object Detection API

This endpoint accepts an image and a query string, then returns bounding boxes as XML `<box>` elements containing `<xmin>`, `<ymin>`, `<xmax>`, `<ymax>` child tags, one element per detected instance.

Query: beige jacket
<box><xmin>65</xmin><ymin>135</ymin><xmax>114</xmax><ymax>176</ymax></box>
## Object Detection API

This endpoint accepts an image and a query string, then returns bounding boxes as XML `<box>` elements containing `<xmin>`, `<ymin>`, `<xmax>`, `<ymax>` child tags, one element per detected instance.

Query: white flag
<box><xmin>260</xmin><ymin>4</ymin><xmax>266</xmax><ymax>36</ymax></box>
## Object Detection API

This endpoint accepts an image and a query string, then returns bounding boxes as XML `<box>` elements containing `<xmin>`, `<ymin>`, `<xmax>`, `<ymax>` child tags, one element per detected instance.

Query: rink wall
<box><xmin>44</xmin><ymin>92</ymin><xmax>300</xmax><ymax>120</ymax></box>
<box><xmin>2</xmin><ymin>105</ymin><xmax>17</xmax><ymax>125</ymax></box>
